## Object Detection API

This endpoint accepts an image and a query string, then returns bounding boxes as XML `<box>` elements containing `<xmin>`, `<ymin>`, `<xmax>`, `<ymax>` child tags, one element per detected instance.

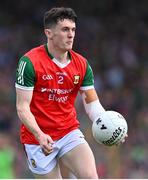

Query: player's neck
<box><xmin>47</xmin><ymin>43</ymin><xmax>69</xmax><ymax>64</ymax></box>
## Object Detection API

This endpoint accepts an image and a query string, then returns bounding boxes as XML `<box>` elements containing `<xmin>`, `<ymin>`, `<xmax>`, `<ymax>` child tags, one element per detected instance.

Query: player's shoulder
<box><xmin>70</xmin><ymin>49</ymin><xmax>87</xmax><ymax>62</ymax></box>
<box><xmin>22</xmin><ymin>45</ymin><xmax>46</xmax><ymax>65</ymax></box>
<box><xmin>24</xmin><ymin>45</ymin><xmax>45</xmax><ymax>57</ymax></box>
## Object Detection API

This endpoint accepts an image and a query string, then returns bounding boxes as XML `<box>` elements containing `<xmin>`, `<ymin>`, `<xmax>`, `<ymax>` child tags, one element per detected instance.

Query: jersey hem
<box><xmin>21</xmin><ymin>126</ymin><xmax>79</xmax><ymax>144</ymax></box>
<box><xmin>15</xmin><ymin>83</ymin><xmax>34</xmax><ymax>90</ymax></box>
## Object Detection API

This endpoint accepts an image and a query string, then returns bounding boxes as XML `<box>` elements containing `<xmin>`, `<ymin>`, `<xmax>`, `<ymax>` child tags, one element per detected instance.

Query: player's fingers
<box><xmin>42</xmin><ymin>147</ymin><xmax>53</xmax><ymax>156</ymax></box>
<box><xmin>121</xmin><ymin>139</ymin><xmax>125</xmax><ymax>143</ymax></box>
<box><xmin>44</xmin><ymin>141</ymin><xmax>53</xmax><ymax>150</ymax></box>
<box><xmin>39</xmin><ymin>134</ymin><xmax>54</xmax><ymax>155</ymax></box>
<box><xmin>120</xmin><ymin>134</ymin><xmax>128</xmax><ymax>144</ymax></box>
<box><xmin>47</xmin><ymin>135</ymin><xmax>54</xmax><ymax>144</ymax></box>
<box><xmin>42</xmin><ymin>141</ymin><xmax>54</xmax><ymax>155</ymax></box>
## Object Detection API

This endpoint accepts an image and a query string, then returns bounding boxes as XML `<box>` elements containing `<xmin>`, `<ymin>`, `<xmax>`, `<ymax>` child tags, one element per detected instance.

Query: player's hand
<box><xmin>37</xmin><ymin>132</ymin><xmax>54</xmax><ymax>156</ymax></box>
<box><xmin>116</xmin><ymin>134</ymin><xmax>128</xmax><ymax>146</ymax></box>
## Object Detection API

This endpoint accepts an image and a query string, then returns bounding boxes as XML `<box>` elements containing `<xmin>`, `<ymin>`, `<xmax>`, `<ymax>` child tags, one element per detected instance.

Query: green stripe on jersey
<box><xmin>16</xmin><ymin>56</ymin><xmax>35</xmax><ymax>88</ymax></box>
<box><xmin>81</xmin><ymin>61</ymin><xmax>94</xmax><ymax>86</ymax></box>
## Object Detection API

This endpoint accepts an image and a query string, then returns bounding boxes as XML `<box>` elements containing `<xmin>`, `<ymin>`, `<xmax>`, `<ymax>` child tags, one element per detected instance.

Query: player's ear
<box><xmin>44</xmin><ymin>29</ymin><xmax>53</xmax><ymax>39</ymax></box>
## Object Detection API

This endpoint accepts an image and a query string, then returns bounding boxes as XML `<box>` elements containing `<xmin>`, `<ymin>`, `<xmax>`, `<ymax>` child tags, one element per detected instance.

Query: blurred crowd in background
<box><xmin>0</xmin><ymin>0</ymin><xmax>148</xmax><ymax>178</ymax></box>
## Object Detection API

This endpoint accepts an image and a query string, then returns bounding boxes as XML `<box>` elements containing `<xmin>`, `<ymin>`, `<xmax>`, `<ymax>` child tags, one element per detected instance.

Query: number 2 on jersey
<box><xmin>58</xmin><ymin>76</ymin><xmax>64</xmax><ymax>84</ymax></box>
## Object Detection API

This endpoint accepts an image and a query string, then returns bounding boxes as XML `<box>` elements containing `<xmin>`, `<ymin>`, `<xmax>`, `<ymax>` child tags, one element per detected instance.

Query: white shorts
<box><xmin>24</xmin><ymin>129</ymin><xmax>87</xmax><ymax>175</ymax></box>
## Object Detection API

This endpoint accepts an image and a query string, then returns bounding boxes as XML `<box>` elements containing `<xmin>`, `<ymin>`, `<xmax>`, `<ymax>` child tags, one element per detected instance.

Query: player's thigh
<box><xmin>33</xmin><ymin>162</ymin><xmax>62</xmax><ymax>179</ymax></box>
<box><xmin>60</xmin><ymin>142</ymin><xmax>98</xmax><ymax>179</ymax></box>
<box><xmin>59</xmin><ymin>160</ymin><xmax>71</xmax><ymax>178</ymax></box>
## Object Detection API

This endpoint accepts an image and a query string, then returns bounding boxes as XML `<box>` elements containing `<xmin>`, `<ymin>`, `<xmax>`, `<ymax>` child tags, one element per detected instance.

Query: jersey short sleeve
<box><xmin>80</xmin><ymin>61</ymin><xmax>94</xmax><ymax>90</ymax></box>
<box><xmin>15</xmin><ymin>56</ymin><xmax>35</xmax><ymax>90</ymax></box>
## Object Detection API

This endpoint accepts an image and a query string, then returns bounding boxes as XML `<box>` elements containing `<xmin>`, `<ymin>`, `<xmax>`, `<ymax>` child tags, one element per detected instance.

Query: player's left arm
<box><xmin>80</xmin><ymin>88</ymin><xmax>128</xmax><ymax>144</ymax></box>
<box><xmin>80</xmin><ymin>60</ymin><xmax>127</xmax><ymax>143</ymax></box>
<box><xmin>80</xmin><ymin>88</ymin><xmax>106</xmax><ymax>122</ymax></box>
<box><xmin>79</xmin><ymin>60</ymin><xmax>105</xmax><ymax>122</ymax></box>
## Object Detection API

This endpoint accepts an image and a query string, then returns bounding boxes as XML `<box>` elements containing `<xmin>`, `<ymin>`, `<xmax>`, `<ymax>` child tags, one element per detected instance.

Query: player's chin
<box><xmin>65</xmin><ymin>46</ymin><xmax>73</xmax><ymax>51</ymax></box>
<box><xmin>65</xmin><ymin>43</ymin><xmax>73</xmax><ymax>50</ymax></box>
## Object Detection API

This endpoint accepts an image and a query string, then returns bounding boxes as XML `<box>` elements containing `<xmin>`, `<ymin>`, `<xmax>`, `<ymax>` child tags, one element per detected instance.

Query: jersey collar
<box><xmin>44</xmin><ymin>44</ymin><xmax>72</xmax><ymax>61</ymax></box>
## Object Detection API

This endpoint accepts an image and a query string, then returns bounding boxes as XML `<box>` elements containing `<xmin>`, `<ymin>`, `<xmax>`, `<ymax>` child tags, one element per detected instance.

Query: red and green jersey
<box><xmin>15</xmin><ymin>44</ymin><xmax>94</xmax><ymax>144</ymax></box>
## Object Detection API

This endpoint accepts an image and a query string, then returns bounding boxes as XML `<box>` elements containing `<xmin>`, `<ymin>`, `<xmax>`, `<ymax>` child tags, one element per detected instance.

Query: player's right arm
<box><xmin>15</xmin><ymin>56</ymin><xmax>53</xmax><ymax>155</ymax></box>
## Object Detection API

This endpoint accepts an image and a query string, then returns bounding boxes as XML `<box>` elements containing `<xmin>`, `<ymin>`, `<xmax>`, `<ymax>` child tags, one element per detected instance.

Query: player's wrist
<box><xmin>33</xmin><ymin>129</ymin><xmax>44</xmax><ymax>141</ymax></box>
<box><xmin>83</xmin><ymin>98</ymin><xmax>106</xmax><ymax>122</ymax></box>
<box><xmin>89</xmin><ymin>99</ymin><xmax>106</xmax><ymax>121</ymax></box>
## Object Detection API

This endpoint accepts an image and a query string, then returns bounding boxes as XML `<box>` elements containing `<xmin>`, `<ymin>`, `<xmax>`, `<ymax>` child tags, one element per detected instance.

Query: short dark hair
<box><xmin>44</xmin><ymin>7</ymin><xmax>77</xmax><ymax>29</ymax></box>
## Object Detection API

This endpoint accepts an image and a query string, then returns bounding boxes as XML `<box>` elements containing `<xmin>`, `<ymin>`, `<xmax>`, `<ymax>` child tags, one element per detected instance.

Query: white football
<box><xmin>92</xmin><ymin>111</ymin><xmax>128</xmax><ymax>146</ymax></box>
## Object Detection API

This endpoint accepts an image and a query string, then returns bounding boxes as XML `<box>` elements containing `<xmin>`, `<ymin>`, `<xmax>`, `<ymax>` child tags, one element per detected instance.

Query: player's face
<box><xmin>48</xmin><ymin>19</ymin><xmax>76</xmax><ymax>52</ymax></box>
